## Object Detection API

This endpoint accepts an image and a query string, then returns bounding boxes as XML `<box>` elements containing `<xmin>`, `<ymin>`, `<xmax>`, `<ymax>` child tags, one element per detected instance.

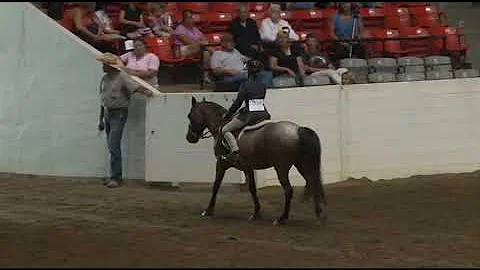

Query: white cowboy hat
<box><xmin>95</xmin><ymin>52</ymin><xmax>124</xmax><ymax>69</ymax></box>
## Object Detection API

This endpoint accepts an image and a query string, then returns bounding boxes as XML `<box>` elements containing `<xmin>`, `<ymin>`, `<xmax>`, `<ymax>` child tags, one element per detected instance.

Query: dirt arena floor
<box><xmin>0</xmin><ymin>171</ymin><xmax>479</xmax><ymax>267</ymax></box>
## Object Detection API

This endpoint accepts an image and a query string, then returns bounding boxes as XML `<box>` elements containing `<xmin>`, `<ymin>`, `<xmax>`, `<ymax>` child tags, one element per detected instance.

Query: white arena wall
<box><xmin>1</xmin><ymin>3</ymin><xmax>480</xmax><ymax>188</ymax></box>
<box><xmin>0</xmin><ymin>3</ymin><xmax>153</xmax><ymax>179</ymax></box>
<box><xmin>145</xmin><ymin>79</ymin><xmax>480</xmax><ymax>188</ymax></box>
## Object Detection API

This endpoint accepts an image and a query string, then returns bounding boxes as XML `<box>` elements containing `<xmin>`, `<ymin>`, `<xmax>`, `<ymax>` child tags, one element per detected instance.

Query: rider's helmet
<box><xmin>245</xmin><ymin>59</ymin><xmax>264</xmax><ymax>78</ymax></box>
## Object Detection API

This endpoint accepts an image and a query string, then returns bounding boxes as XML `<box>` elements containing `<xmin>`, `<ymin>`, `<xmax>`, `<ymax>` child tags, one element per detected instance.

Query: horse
<box><xmin>186</xmin><ymin>96</ymin><xmax>327</xmax><ymax>225</ymax></box>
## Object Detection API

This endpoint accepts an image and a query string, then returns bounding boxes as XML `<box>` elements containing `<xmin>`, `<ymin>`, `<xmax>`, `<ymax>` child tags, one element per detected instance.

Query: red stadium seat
<box><xmin>409</xmin><ymin>5</ymin><xmax>445</xmax><ymax>28</ymax></box>
<box><xmin>145</xmin><ymin>36</ymin><xmax>200</xmax><ymax>83</ymax></box>
<box><xmin>179</xmin><ymin>3</ymin><xmax>209</xmax><ymax>13</ymax></box>
<box><xmin>288</xmin><ymin>9</ymin><xmax>327</xmax><ymax>31</ymax></box>
<box><xmin>373</xmin><ymin>28</ymin><xmax>405</xmax><ymax>58</ymax></box>
<box><xmin>206</xmin><ymin>12</ymin><xmax>233</xmax><ymax>33</ymax></box>
<box><xmin>359</xmin><ymin>8</ymin><xmax>385</xmax><ymax>28</ymax></box>
<box><xmin>362</xmin><ymin>28</ymin><xmax>384</xmax><ymax>58</ymax></box>
<box><xmin>205</xmin><ymin>32</ymin><xmax>225</xmax><ymax>46</ymax></box>
<box><xmin>210</xmin><ymin>3</ymin><xmax>237</xmax><ymax>13</ymax></box>
<box><xmin>430</xmin><ymin>26</ymin><xmax>468</xmax><ymax>55</ymax></box>
<box><xmin>384</xmin><ymin>7</ymin><xmax>411</xmax><ymax>29</ymax></box>
<box><xmin>398</xmin><ymin>27</ymin><xmax>432</xmax><ymax>57</ymax></box>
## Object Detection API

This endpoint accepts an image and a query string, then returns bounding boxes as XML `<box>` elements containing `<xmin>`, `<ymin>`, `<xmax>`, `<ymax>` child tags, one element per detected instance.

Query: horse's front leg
<box><xmin>201</xmin><ymin>159</ymin><xmax>228</xmax><ymax>217</ymax></box>
<box><xmin>244</xmin><ymin>169</ymin><xmax>262</xmax><ymax>221</ymax></box>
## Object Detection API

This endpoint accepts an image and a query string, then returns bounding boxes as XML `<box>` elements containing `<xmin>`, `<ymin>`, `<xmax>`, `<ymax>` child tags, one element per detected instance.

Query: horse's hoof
<box><xmin>248</xmin><ymin>214</ymin><xmax>261</xmax><ymax>221</ymax></box>
<box><xmin>200</xmin><ymin>210</ymin><xmax>213</xmax><ymax>217</ymax></box>
<box><xmin>273</xmin><ymin>218</ymin><xmax>286</xmax><ymax>226</ymax></box>
<box><xmin>317</xmin><ymin>213</ymin><xmax>328</xmax><ymax>225</ymax></box>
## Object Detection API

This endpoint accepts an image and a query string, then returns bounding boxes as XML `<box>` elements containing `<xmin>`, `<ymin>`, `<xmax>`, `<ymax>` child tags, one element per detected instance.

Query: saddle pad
<box><xmin>237</xmin><ymin>120</ymin><xmax>280</xmax><ymax>141</ymax></box>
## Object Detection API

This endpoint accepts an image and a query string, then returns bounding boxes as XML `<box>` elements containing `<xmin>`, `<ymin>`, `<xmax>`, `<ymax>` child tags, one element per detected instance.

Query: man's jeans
<box><xmin>105</xmin><ymin>107</ymin><xmax>128</xmax><ymax>180</ymax></box>
<box><xmin>223</xmin><ymin>71</ymin><xmax>274</xmax><ymax>87</ymax></box>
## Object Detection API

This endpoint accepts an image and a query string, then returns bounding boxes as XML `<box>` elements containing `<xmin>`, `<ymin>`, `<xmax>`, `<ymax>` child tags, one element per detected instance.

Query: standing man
<box><xmin>96</xmin><ymin>53</ymin><xmax>156</xmax><ymax>188</ymax></box>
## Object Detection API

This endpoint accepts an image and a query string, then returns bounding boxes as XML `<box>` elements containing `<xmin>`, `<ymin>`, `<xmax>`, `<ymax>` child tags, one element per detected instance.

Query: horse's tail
<box><xmin>297</xmin><ymin>127</ymin><xmax>327</xmax><ymax>205</ymax></box>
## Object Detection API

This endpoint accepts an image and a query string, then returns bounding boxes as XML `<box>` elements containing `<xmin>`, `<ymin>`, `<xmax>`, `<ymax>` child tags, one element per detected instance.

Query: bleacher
<box><xmin>56</xmin><ymin>2</ymin><xmax>476</xmax><ymax>88</ymax></box>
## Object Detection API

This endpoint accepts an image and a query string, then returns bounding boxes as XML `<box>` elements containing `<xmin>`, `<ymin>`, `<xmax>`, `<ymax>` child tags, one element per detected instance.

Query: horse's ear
<box><xmin>202</xmin><ymin>97</ymin><xmax>206</xmax><ymax>102</ymax></box>
<box><xmin>191</xmin><ymin>96</ymin><xmax>197</xmax><ymax>106</ymax></box>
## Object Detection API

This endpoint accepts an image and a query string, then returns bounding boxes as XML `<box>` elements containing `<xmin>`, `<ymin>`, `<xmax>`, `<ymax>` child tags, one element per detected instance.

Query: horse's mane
<box><xmin>201</xmin><ymin>101</ymin><xmax>228</xmax><ymax>116</ymax></box>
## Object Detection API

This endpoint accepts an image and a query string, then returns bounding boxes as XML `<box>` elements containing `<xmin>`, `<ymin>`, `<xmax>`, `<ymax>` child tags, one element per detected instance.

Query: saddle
<box><xmin>218</xmin><ymin>120</ymin><xmax>278</xmax><ymax>153</ymax></box>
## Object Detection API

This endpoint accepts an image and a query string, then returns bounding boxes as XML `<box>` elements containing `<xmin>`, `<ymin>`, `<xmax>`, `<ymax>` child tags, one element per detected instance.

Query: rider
<box><xmin>221</xmin><ymin>59</ymin><xmax>271</xmax><ymax>166</ymax></box>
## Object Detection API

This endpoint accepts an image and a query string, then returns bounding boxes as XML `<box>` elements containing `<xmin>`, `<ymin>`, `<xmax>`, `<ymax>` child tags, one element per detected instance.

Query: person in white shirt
<box><xmin>211</xmin><ymin>33</ymin><xmax>273</xmax><ymax>88</ymax></box>
<box><xmin>259</xmin><ymin>4</ymin><xmax>299</xmax><ymax>43</ymax></box>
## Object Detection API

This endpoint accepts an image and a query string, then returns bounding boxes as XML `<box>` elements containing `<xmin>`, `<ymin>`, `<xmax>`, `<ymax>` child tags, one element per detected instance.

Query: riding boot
<box><xmin>224</xmin><ymin>132</ymin><xmax>243</xmax><ymax>167</ymax></box>
<box><xmin>227</xmin><ymin>150</ymin><xmax>243</xmax><ymax>167</ymax></box>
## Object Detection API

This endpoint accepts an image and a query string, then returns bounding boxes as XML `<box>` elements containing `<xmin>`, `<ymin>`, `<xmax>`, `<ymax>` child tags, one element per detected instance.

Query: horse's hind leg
<box><xmin>294</xmin><ymin>162</ymin><xmax>327</xmax><ymax>222</ymax></box>
<box><xmin>244</xmin><ymin>169</ymin><xmax>261</xmax><ymax>221</ymax></box>
<box><xmin>273</xmin><ymin>166</ymin><xmax>293</xmax><ymax>225</ymax></box>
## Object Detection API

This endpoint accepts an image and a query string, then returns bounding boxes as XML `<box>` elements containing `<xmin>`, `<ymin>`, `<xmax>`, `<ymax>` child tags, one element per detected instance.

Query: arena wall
<box><xmin>0</xmin><ymin>3</ymin><xmax>156</xmax><ymax>180</ymax></box>
<box><xmin>2</xmin><ymin>3</ymin><xmax>480</xmax><ymax>188</ymax></box>
<box><xmin>145</xmin><ymin>79</ymin><xmax>480</xmax><ymax>188</ymax></box>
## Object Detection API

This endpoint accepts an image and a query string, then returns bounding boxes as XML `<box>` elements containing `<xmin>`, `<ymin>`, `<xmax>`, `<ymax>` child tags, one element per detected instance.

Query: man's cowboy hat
<box><xmin>95</xmin><ymin>53</ymin><xmax>124</xmax><ymax>69</ymax></box>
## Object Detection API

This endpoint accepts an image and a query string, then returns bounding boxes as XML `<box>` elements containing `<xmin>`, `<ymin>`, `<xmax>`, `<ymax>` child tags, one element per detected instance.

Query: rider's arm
<box><xmin>225</xmin><ymin>87</ymin><xmax>246</xmax><ymax>119</ymax></box>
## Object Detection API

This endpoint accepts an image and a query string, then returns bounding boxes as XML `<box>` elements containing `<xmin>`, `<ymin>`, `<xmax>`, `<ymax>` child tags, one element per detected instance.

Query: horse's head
<box><xmin>186</xmin><ymin>96</ymin><xmax>208</xmax><ymax>144</ymax></box>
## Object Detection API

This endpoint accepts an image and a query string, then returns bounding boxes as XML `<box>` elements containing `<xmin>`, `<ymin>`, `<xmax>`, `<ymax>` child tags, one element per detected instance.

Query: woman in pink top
<box><xmin>120</xmin><ymin>39</ymin><xmax>160</xmax><ymax>88</ymax></box>
<box><xmin>174</xmin><ymin>10</ymin><xmax>214</xmax><ymax>83</ymax></box>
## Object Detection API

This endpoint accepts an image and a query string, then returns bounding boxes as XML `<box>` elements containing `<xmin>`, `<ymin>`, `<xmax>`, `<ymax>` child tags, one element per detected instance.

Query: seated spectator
<box><xmin>120</xmin><ymin>38</ymin><xmax>160</xmax><ymax>88</ymax></box>
<box><xmin>210</xmin><ymin>33</ymin><xmax>273</xmax><ymax>89</ymax></box>
<box><xmin>174</xmin><ymin>10</ymin><xmax>213</xmax><ymax>83</ymax></box>
<box><xmin>303</xmin><ymin>33</ymin><xmax>350</xmax><ymax>84</ymax></box>
<box><xmin>329</xmin><ymin>2</ymin><xmax>367</xmax><ymax>66</ymax></box>
<box><xmin>270</xmin><ymin>32</ymin><xmax>347</xmax><ymax>85</ymax></box>
<box><xmin>259</xmin><ymin>3</ymin><xmax>299</xmax><ymax>51</ymax></box>
<box><xmin>146</xmin><ymin>2</ymin><xmax>175</xmax><ymax>37</ymax></box>
<box><xmin>287</xmin><ymin>2</ymin><xmax>316</xmax><ymax>10</ymax></box>
<box><xmin>94</xmin><ymin>2</ymin><xmax>121</xmax><ymax>35</ymax></box>
<box><xmin>228</xmin><ymin>3</ymin><xmax>262</xmax><ymax>59</ymax></box>
<box><xmin>119</xmin><ymin>2</ymin><xmax>147</xmax><ymax>39</ymax></box>
<box><xmin>302</xmin><ymin>33</ymin><xmax>334</xmax><ymax>68</ymax></box>
<box><xmin>72</xmin><ymin>2</ymin><xmax>124</xmax><ymax>54</ymax></box>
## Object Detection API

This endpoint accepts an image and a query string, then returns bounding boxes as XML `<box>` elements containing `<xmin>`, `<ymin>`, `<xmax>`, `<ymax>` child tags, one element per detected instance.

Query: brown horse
<box><xmin>186</xmin><ymin>97</ymin><xmax>327</xmax><ymax>225</ymax></box>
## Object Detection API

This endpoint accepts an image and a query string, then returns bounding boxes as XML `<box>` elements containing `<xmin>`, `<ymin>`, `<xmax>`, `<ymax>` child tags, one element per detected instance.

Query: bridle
<box><xmin>188</xmin><ymin>121</ymin><xmax>213</xmax><ymax>140</ymax></box>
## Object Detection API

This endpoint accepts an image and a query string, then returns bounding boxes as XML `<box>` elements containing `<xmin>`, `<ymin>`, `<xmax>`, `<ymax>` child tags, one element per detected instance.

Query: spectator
<box><xmin>302</xmin><ymin>33</ymin><xmax>332</xmax><ymax>68</ymax></box>
<box><xmin>259</xmin><ymin>3</ymin><xmax>302</xmax><ymax>56</ymax></box>
<box><xmin>270</xmin><ymin>31</ymin><xmax>347</xmax><ymax>85</ymax></box>
<box><xmin>120</xmin><ymin>39</ymin><xmax>160</xmax><ymax>88</ymax></box>
<box><xmin>329</xmin><ymin>2</ymin><xmax>367</xmax><ymax>66</ymax></box>
<box><xmin>174</xmin><ymin>10</ymin><xmax>213</xmax><ymax>84</ymax></box>
<box><xmin>210</xmin><ymin>33</ymin><xmax>273</xmax><ymax>88</ymax></box>
<box><xmin>228</xmin><ymin>3</ymin><xmax>262</xmax><ymax>59</ymax></box>
<box><xmin>302</xmin><ymin>33</ymin><xmax>350</xmax><ymax>84</ymax></box>
<box><xmin>96</xmin><ymin>53</ymin><xmax>155</xmax><ymax>188</ymax></box>
<box><xmin>259</xmin><ymin>4</ymin><xmax>299</xmax><ymax>44</ymax></box>
<box><xmin>146</xmin><ymin>2</ymin><xmax>175</xmax><ymax>37</ymax></box>
<box><xmin>119</xmin><ymin>2</ymin><xmax>146</xmax><ymax>39</ymax></box>
<box><xmin>94</xmin><ymin>2</ymin><xmax>121</xmax><ymax>36</ymax></box>
<box><xmin>72</xmin><ymin>2</ymin><xmax>124</xmax><ymax>53</ymax></box>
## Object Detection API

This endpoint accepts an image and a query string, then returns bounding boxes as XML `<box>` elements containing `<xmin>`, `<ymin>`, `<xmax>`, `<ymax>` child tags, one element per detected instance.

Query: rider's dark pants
<box><xmin>105</xmin><ymin>107</ymin><xmax>128</xmax><ymax>180</ymax></box>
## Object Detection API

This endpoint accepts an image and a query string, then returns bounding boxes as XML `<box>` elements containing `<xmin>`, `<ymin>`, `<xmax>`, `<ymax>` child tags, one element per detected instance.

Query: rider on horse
<box><xmin>221</xmin><ymin>59</ymin><xmax>271</xmax><ymax>166</ymax></box>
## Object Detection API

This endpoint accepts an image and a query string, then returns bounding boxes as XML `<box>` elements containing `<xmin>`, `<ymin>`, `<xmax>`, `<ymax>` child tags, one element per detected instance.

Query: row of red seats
<box><xmin>102</xmin><ymin>3</ymin><xmax>446</xmax><ymax>34</ymax></box>
<box><xmin>362</xmin><ymin>26</ymin><xmax>467</xmax><ymax>58</ymax></box>
<box><xmin>144</xmin><ymin>25</ymin><xmax>467</xmax><ymax>64</ymax></box>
